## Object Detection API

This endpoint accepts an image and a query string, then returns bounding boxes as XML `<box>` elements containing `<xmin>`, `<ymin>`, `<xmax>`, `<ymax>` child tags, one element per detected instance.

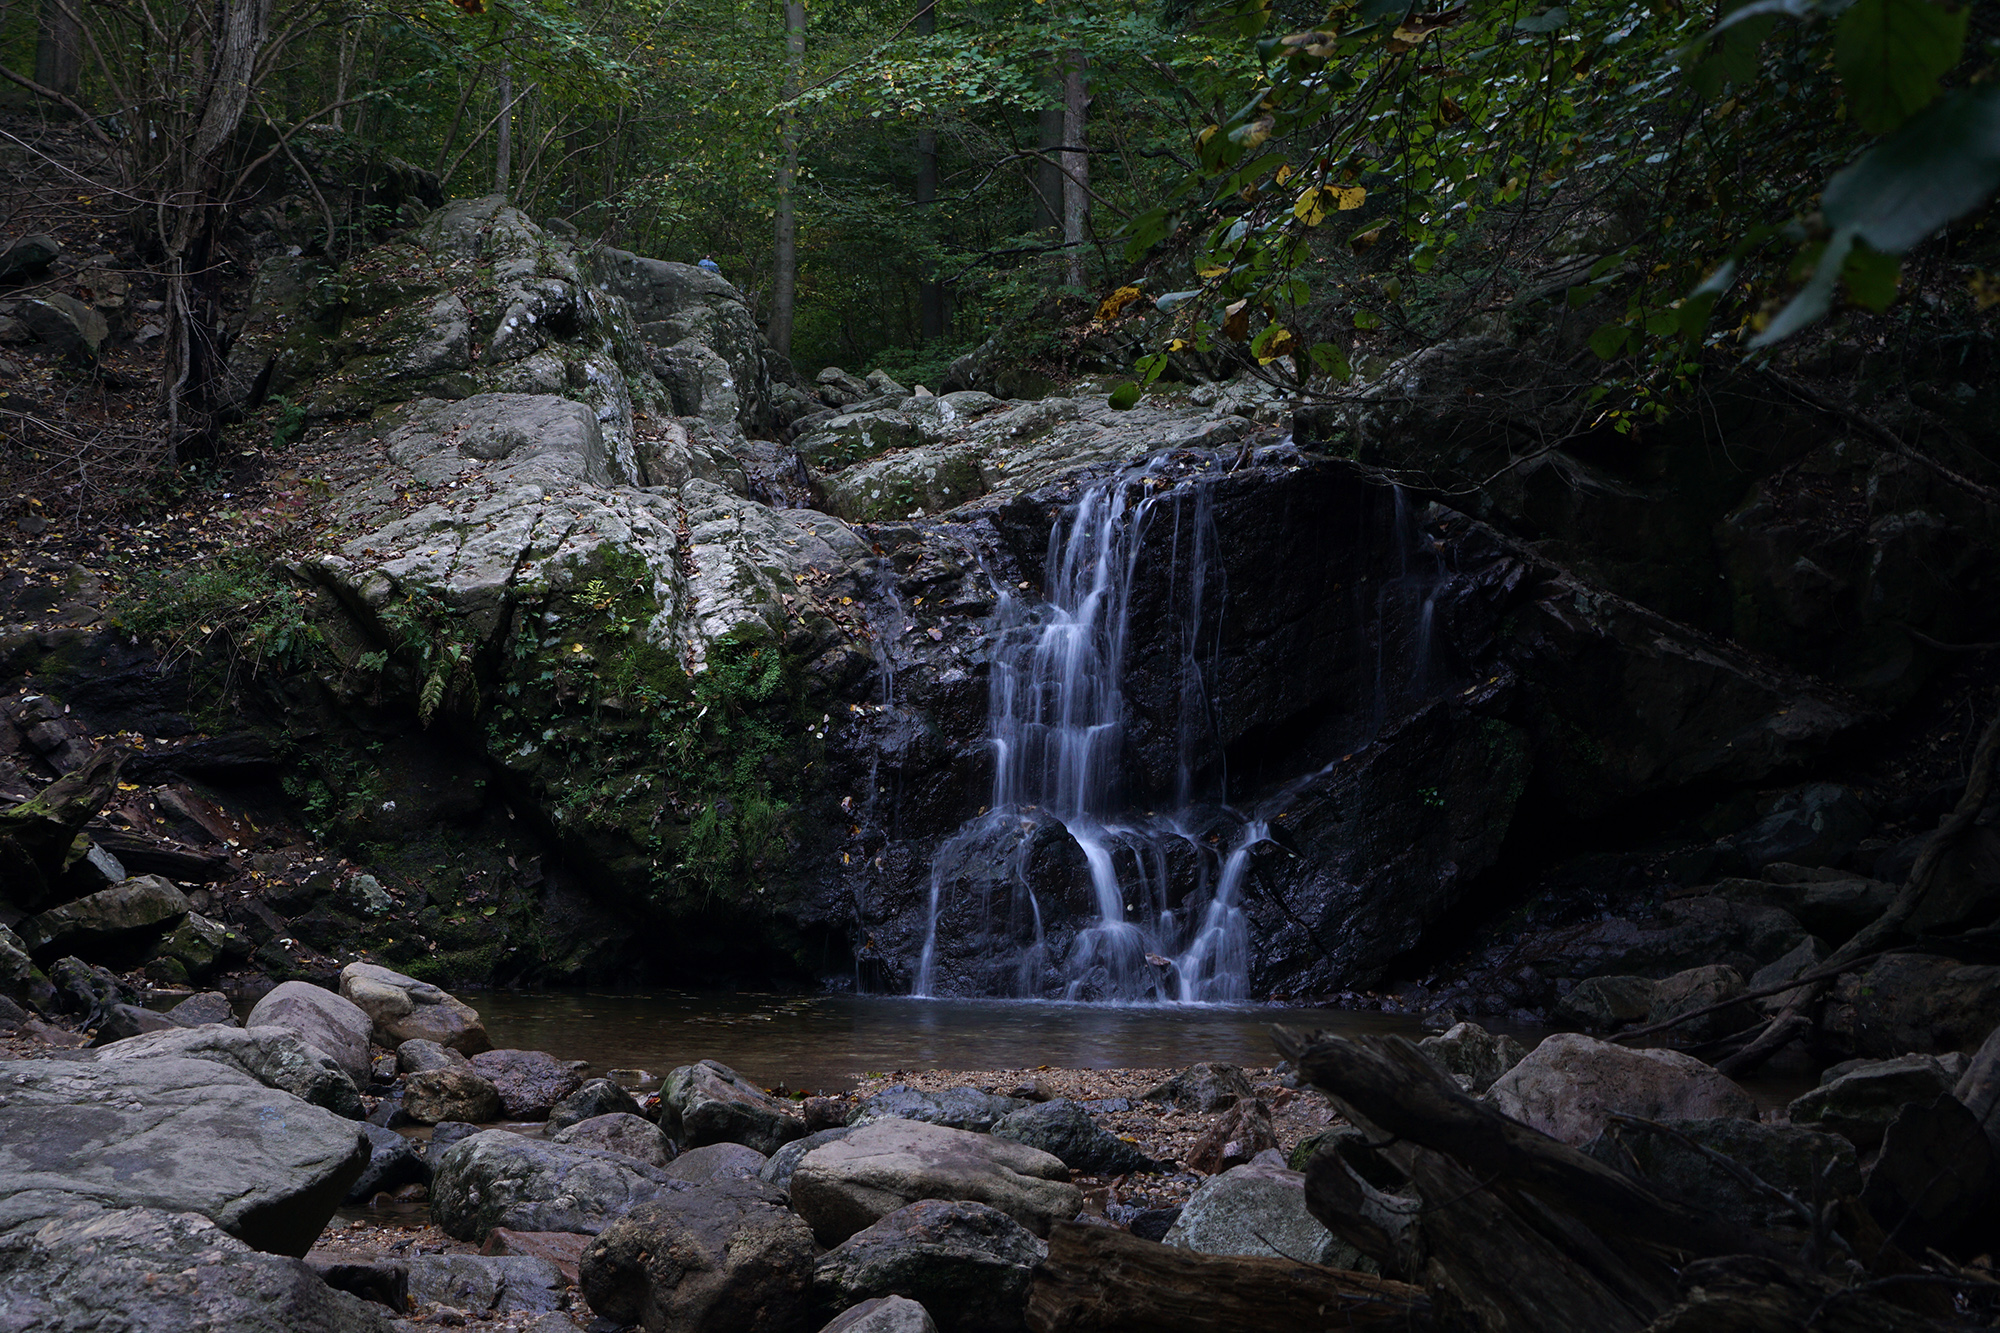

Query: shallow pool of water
<box><xmin>472</xmin><ymin>991</ymin><xmax>1470</xmax><ymax>1093</ymax></box>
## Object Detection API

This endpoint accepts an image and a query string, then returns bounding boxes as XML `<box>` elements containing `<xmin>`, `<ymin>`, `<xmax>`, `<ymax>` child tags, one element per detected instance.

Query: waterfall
<box><xmin>910</xmin><ymin>459</ymin><xmax>1442</xmax><ymax>1003</ymax></box>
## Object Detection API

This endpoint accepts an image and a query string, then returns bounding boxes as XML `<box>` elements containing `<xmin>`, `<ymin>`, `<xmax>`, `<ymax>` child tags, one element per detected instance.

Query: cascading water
<box><xmin>911</xmin><ymin>454</ymin><xmax>1444</xmax><ymax>1003</ymax></box>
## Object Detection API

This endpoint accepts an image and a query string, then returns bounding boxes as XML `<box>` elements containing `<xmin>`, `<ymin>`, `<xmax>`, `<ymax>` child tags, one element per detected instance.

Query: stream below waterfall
<box><xmin>474</xmin><ymin>991</ymin><xmax>1471</xmax><ymax>1093</ymax></box>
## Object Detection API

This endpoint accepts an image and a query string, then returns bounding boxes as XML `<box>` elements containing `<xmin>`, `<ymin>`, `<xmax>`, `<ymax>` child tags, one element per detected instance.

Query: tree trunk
<box><xmin>33</xmin><ymin>0</ymin><xmax>81</xmax><ymax>100</ymax></box>
<box><xmin>495</xmin><ymin>61</ymin><xmax>513</xmax><ymax>196</ymax></box>
<box><xmin>914</xmin><ymin>0</ymin><xmax>945</xmax><ymax>341</ymax></box>
<box><xmin>1060</xmin><ymin>47</ymin><xmax>1089</xmax><ymax>289</ymax></box>
<box><xmin>1026</xmin><ymin>1222</ymin><xmax>1433</xmax><ymax>1333</ymax></box>
<box><xmin>161</xmin><ymin>0</ymin><xmax>274</xmax><ymax>460</ymax></box>
<box><xmin>1036</xmin><ymin>80</ymin><xmax>1063</xmax><ymax>234</ymax></box>
<box><xmin>767</xmin><ymin>0</ymin><xmax>805</xmax><ymax>357</ymax></box>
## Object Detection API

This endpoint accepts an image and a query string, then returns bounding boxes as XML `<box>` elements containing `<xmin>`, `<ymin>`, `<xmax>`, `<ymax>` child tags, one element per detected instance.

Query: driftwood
<box><xmin>1024</xmin><ymin>1221</ymin><xmax>1433</xmax><ymax>1332</ymax></box>
<box><xmin>90</xmin><ymin>828</ymin><xmax>236</xmax><ymax>882</ymax></box>
<box><xmin>1277</xmin><ymin>1029</ymin><xmax>1806</xmax><ymax>1333</ymax></box>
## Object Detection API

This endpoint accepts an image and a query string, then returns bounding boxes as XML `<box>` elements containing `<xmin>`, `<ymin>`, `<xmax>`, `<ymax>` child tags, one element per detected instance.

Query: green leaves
<box><xmin>1107</xmin><ymin>381</ymin><xmax>1143</xmax><ymax>409</ymax></box>
<box><xmin>1823</xmin><ymin>88</ymin><xmax>2000</xmax><ymax>252</ymax></box>
<box><xmin>1834</xmin><ymin>0</ymin><xmax>1965</xmax><ymax>133</ymax></box>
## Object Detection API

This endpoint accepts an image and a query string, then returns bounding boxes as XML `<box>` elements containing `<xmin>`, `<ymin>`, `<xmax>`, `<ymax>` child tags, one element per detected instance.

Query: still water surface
<box><xmin>472</xmin><ymin>991</ymin><xmax>1473</xmax><ymax>1092</ymax></box>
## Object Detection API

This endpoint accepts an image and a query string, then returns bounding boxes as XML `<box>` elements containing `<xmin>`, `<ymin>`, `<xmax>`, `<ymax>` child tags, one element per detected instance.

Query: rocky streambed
<box><xmin>4</xmin><ymin>961</ymin><xmax>1998</xmax><ymax>1331</ymax></box>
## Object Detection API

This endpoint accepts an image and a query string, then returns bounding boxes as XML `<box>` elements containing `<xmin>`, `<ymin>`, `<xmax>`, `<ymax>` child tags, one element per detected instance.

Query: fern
<box><xmin>418</xmin><ymin>665</ymin><xmax>449</xmax><ymax>726</ymax></box>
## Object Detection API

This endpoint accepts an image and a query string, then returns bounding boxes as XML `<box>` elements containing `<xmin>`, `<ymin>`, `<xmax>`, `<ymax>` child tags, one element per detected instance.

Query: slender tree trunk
<box><xmin>1060</xmin><ymin>47</ymin><xmax>1089</xmax><ymax>289</ymax></box>
<box><xmin>768</xmin><ymin>0</ymin><xmax>805</xmax><ymax>356</ymax></box>
<box><xmin>332</xmin><ymin>22</ymin><xmax>360</xmax><ymax>129</ymax></box>
<box><xmin>914</xmin><ymin>0</ymin><xmax>945</xmax><ymax>341</ymax></box>
<box><xmin>162</xmin><ymin>0</ymin><xmax>273</xmax><ymax>459</ymax></box>
<box><xmin>495</xmin><ymin>61</ymin><xmax>513</xmax><ymax>196</ymax></box>
<box><xmin>33</xmin><ymin>0</ymin><xmax>81</xmax><ymax>100</ymax></box>
<box><xmin>1035</xmin><ymin>83</ymin><xmax>1063</xmax><ymax>234</ymax></box>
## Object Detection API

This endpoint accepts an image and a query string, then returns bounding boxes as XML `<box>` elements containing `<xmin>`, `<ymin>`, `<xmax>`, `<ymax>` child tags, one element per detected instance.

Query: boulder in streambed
<box><xmin>16</xmin><ymin>873</ymin><xmax>189</xmax><ymax>961</ymax></box>
<box><xmin>1787</xmin><ymin>1054</ymin><xmax>1957</xmax><ymax>1152</ymax></box>
<box><xmin>1819</xmin><ymin>953</ymin><xmax>2000</xmax><ymax>1059</ymax></box>
<box><xmin>1416</xmin><ymin>1021</ymin><xmax>1527</xmax><ymax>1093</ymax></box>
<box><xmin>788</xmin><ymin>1118</ymin><xmax>1083</xmax><ymax>1245</ymax></box>
<box><xmin>1956</xmin><ymin>1022</ymin><xmax>2000</xmax><ymax>1156</ymax></box>
<box><xmin>339</xmin><ymin>961</ymin><xmax>490</xmax><ymax>1054</ymax></box>
<box><xmin>0</xmin><ymin>1206</ymin><xmax>402</xmax><ymax>1332</ymax></box>
<box><xmin>764</xmin><ymin>1127</ymin><xmax>858</xmax><ymax>1192</ymax></box>
<box><xmin>398</xmin><ymin>1036</ymin><xmax>469</xmax><ymax>1073</ymax></box>
<box><xmin>247</xmin><ymin>979</ymin><xmax>375</xmax><ymax>1082</ymax></box>
<box><xmin>660</xmin><ymin>1059</ymin><xmax>807</xmax><ymax>1154</ymax></box>
<box><xmin>555</xmin><ymin>1112</ymin><xmax>676</xmax><ymax>1169</ymax></box>
<box><xmin>0</xmin><ymin>1056</ymin><xmax>368</xmax><ymax>1254</ymax></box>
<box><xmin>407</xmin><ymin>1253</ymin><xmax>572</xmax><ymax>1315</ymax></box>
<box><xmin>663</xmin><ymin>1141</ymin><xmax>767</xmax><ymax>1183</ymax></box>
<box><xmin>990</xmin><ymin>1099</ymin><xmax>1159</xmax><ymax>1176</ymax></box>
<box><xmin>87</xmin><ymin>1001</ymin><xmax>178</xmax><ymax>1044</ymax></box>
<box><xmin>346</xmin><ymin>1123</ymin><xmax>431</xmax><ymax>1204</ymax></box>
<box><xmin>579</xmin><ymin>1176</ymin><xmax>818</xmax><ymax>1333</ymax></box>
<box><xmin>1485</xmin><ymin>1032</ymin><xmax>1757</xmax><ymax>1146</ymax></box>
<box><xmin>167</xmin><ymin>990</ymin><xmax>237</xmax><ymax>1026</ymax></box>
<box><xmin>548</xmin><ymin>1076</ymin><xmax>641</xmax><ymax>1131</ymax></box>
<box><xmin>819</xmin><ymin>1296</ymin><xmax>940</xmax><ymax>1333</ymax></box>
<box><xmin>431</xmin><ymin>1129</ymin><xmax>685</xmax><ymax>1240</ymax></box>
<box><xmin>1164</xmin><ymin>1152</ymin><xmax>1363</xmax><ymax>1270</ymax></box>
<box><xmin>1555</xmin><ymin>975</ymin><xmax>1658</xmax><ymax>1033</ymax></box>
<box><xmin>812</xmin><ymin>1199</ymin><xmax>1045</xmax><ymax>1333</ymax></box>
<box><xmin>852</xmin><ymin>1084</ymin><xmax>1029</xmax><ymax>1134</ymax></box>
<box><xmin>1141</xmin><ymin>1063</ymin><xmax>1252</xmax><ymax>1113</ymax></box>
<box><xmin>1860</xmin><ymin>1095</ymin><xmax>2000</xmax><ymax>1258</ymax></box>
<box><xmin>470</xmin><ymin>1047</ymin><xmax>585</xmax><ymax>1120</ymax></box>
<box><xmin>402</xmin><ymin>1066</ymin><xmax>505</xmax><ymax>1125</ymax></box>
<box><xmin>92</xmin><ymin>1022</ymin><xmax>365</xmax><ymax>1118</ymax></box>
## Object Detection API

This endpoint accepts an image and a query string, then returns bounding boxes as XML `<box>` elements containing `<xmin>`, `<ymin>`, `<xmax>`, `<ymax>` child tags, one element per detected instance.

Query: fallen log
<box><xmin>1024</xmin><ymin>1221</ymin><xmax>1433</xmax><ymax>1333</ymax></box>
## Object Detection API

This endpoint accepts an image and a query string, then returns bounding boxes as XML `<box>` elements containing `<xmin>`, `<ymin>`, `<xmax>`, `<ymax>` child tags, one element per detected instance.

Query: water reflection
<box><xmin>473</xmin><ymin>992</ymin><xmax>1452</xmax><ymax>1093</ymax></box>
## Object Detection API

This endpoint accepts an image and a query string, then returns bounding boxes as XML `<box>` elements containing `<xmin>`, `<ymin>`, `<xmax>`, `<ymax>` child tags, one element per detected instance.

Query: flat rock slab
<box><xmin>406</xmin><ymin>1253</ymin><xmax>570</xmax><ymax>1314</ymax></box>
<box><xmin>790</xmin><ymin>1118</ymin><xmax>1082</xmax><ymax>1245</ymax></box>
<box><xmin>852</xmin><ymin>1085</ymin><xmax>1028</xmax><ymax>1133</ymax></box>
<box><xmin>482</xmin><ymin>1228</ymin><xmax>594</xmax><ymax>1284</ymax></box>
<box><xmin>0</xmin><ymin>1057</ymin><xmax>368</xmax><ymax>1255</ymax></box>
<box><xmin>0</xmin><ymin>1206</ymin><xmax>401</xmax><ymax>1333</ymax></box>
<box><xmin>431</xmin><ymin>1128</ymin><xmax>686</xmax><ymax>1241</ymax></box>
<box><xmin>91</xmin><ymin>1023</ymin><xmax>364</xmax><ymax>1119</ymax></box>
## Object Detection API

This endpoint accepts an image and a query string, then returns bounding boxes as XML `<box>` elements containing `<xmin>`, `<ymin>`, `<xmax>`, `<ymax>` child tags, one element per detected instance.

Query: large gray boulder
<box><xmin>661</xmin><ymin>1059</ymin><xmax>807</xmax><ymax>1154</ymax></box>
<box><xmin>788</xmin><ymin>1118</ymin><xmax>1083</xmax><ymax>1245</ymax></box>
<box><xmin>338</xmin><ymin>962</ymin><xmax>489</xmax><ymax>1053</ymax></box>
<box><xmin>596</xmin><ymin>246</ymin><xmax>770</xmax><ymax>431</ymax></box>
<box><xmin>852</xmin><ymin>1084</ymin><xmax>1029</xmax><ymax>1134</ymax></box>
<box><xmin>990</xmin><ymin>1100</ymin><xmax>1158</xmax><ymax>1175</ymax></box>
<box><xmin>812</xmin><ymin>1199</ymin><xmax>1045</xmax><ymax>1333</ymax></box>
<box><xmin>1485</xmin><ymin>1033</ymin><xmax>1757</xmax><ymax>1146</ymax></box>
<box><xmin>21</xmin><ymin>294</ymin><xmax>108</xmax><ymax>367</ymax></box>
<box><xmin>246</xmin><ymin>980</ymin><xmax>374</xmax><ymax>1082</ymax></box>
<box><xmin>555</xmin><ymin>1112</ymin><xmax>676</xmax><ymax>1169</ymax></box>
<box><xmin>397</xmin><ymin>1037</ymin><xmax>468</xmax><ymax>1073</ymax></box>
<box><xmin>580</xmin><ymin>1176</ymin><xmax>817</xmax><ymax>1333</ymax></box>
<box><xmin>1820</xmin><ymin>953</ymin><xmax>2000</xmax><ymax>1059</ymax></box>
<box><xmin>1164</xmin><ymin>1154</ymin><xmax>1359</xmax><ymax>1268</ymax></box>
<box><xmin>764</xmin><ymin>1127</ymin><xmax>858</xmax><ymax>1192</ymax></box>
<box><xmin>470</xmin><ymin>1048</ymin><xmax>585</xmax><ymax>1120</ymax></box>
<box><xmin>406</xmin><ymin>1253</ymin><xmax>571</xmax><ymax>1314</ymax></box>
<box><xmin>16</xmin><ymin>874</ymin><xmax>189</xmax><ymax>960</ymax></box>
<box><xmin>0</xmin><ymin>1057</ymin><xmax>368</xmax><ymax>1255</ymax></box>
<box><xmin>381</xmin><ymin>393</ymin><xmax>617</xmax><ymax>487</ymax></box>
<box><xmin>1416</xmin><ymin>1021</ymin><xmax>1527</xmax><ymax>1093</ymax></box>
<box><xmin>1956</xmin><ymin>1022</ymin><xmax>2000</xmax><ymax>1156</ymax></box>
<box><xmin>91</xmin><ymin>1022</ymin><xmax>365</xmax><ymax>1119</ymax></box>
<box><xmin>346</xmin><ymin>1122</ymin><xmax>430</xmax><ymax>1204</ymax></box>
<box><xmin>1788</xmin><ymin>1054</ymin><xmax>1957</xmax><ymax>1152</ymax></box>
<box><xmin>0</xmin><ymin>1206</ymin><xmax>402</xmax><ymax>1332</ymax></box>
<box><xmin>1554</xmin><ymin>975</ymin><xmax>1657</xmax><ymax>1032</ymax></box>
<box><xmin>431</xmin><ymin>1129</ymin><xmax>684</xmax><ymax>1240</ymax></box>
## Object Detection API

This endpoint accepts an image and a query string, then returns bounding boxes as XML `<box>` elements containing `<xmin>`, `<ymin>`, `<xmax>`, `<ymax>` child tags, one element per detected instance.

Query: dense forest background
<box><xmin>0</xmin><ymin>0</ymin><xmax>1997</xmax><ymax>464</ymax></box>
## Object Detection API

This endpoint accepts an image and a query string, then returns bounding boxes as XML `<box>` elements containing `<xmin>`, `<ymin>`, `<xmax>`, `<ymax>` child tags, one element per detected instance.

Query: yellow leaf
<box><xmin>1095</xmin><ymin>285</ymin><xmax>1144</xmax><ymax>321</ymax></box>
<box><xmin>1334</xmin><ymin>186</ymin><xmax>1367</xmax><ymax>210</ymax></box>
<box><xmin>1274</xmin><ymin>163</ymin><xmax>1293</xmax><ymax>185</ymax></box>
<box><xmin>1256</xmin><ymin>326</ymin><xmax>1296</xmax><ymax>364</ymax></box>
<box><xmin>1294</xmin><ymin>187</ymin><xmax>1328</xmax><ymax>226</ymax></box>
<box><xmin>1196</xmin><ymin>264</ymin><xmax>1229</xmax><ymax>278</ymax></box>
<box><xmin>118</xmin><ymin>782</ymin><xmax>139</xmax><ymax>791</ymax></box>
<box><xmin>1168</xmin><ymin>339</ymin><xmax>1187</xmax><ymax>352</ymax></box>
